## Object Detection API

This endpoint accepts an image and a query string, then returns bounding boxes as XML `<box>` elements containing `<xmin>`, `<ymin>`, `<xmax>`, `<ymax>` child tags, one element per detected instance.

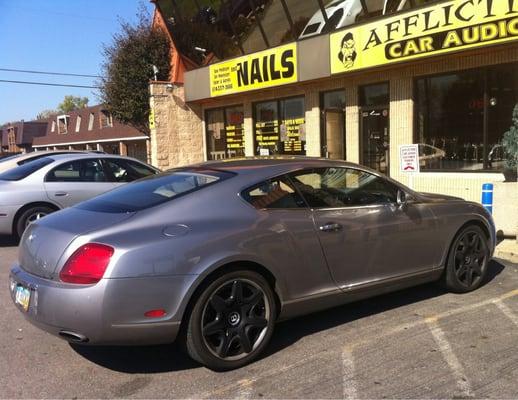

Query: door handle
<box><xmin>54</xmin><ymin>192</ymin><xmax>68</xmax><ymax>197</ymax></box>
<box><xmin>319</xmin><ymin>222</ymin><xmax>342</xmax><ymax>232</ymax></box>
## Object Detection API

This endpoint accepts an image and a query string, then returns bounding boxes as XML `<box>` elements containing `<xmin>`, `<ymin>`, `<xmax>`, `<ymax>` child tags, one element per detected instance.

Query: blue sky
<box><xmin>0</xmin><ymin>0</ymin><xmax>154</xmax><ymax>124</ymax></box>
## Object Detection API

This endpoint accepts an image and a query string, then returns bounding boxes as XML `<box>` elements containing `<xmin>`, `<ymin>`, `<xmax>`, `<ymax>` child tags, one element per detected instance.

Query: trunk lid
<box><xmin>18</xmin><ymin>208</ymin><xmax>135</xmax><ymax>279</ymax></box>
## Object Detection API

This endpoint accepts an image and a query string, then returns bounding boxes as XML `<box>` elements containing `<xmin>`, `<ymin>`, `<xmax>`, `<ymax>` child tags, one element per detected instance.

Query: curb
<box><xmin>495</xmin><ymin>240</ymin><xmax>518</xmax><ymax>264</ymax></box>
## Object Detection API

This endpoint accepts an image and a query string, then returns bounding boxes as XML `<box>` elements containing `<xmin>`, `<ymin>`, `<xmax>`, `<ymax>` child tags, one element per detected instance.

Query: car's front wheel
<box><xmin>443</xmin><ymin>225</ymin><xmax>490</xmax><ymax>293</ymax></box>
<box><xmin>185</xmin><ymin>270</ymin><xmax>276</xmax><ymax>371</ymax></box>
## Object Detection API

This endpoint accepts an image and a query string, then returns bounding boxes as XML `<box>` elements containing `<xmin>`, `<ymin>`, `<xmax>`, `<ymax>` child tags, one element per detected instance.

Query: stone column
<box><xmin>149</xmin><ymin>82</ymin><xmax>204</xmax><ymax>170</ymax></box>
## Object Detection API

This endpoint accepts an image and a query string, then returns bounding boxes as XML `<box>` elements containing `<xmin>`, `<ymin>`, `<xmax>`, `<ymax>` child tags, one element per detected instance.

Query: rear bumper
<box><xmin>9</xmin><ymin>265</ymin><xmax>197</xmax><ymax>345</ymax></box>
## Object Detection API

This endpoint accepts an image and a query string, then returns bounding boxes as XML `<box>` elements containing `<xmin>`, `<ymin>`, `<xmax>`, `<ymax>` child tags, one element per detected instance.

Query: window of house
<box><xmin>100</xmin><ymin>110</ymin><xmax>113</xmax><ymax>128</ymax></box>
<box><xmin>88</xmin><ymin>113</ymin><xmax>95</xmax><ymax>131</ymax></box>
<box><xmin>254</xmin><ymin>97</ymin><xmax>305</xmax><ymax>156</ymax></box>
<box><xmin>51</xmin><ymin>121</ymin><xmax>56</xmax><ymax>133</ymax></box>
<box><xmin>205</xmin><ymin>106</ymin><xmax>245</xmax><ymax>160</ymax></box>
<box><xmin>75</xmin><ymin>116</ymin><xmax>82</xmax><ymax>132</ymax></box>
<box><xmin>57</xmin><ymin>115</ymin><xmax>69</xmax><ymax>134</ymax></box>
<box><xmin>415</xmin><ymin>63</ymin><xmax>518</xmax><ymax>171</ymax></box>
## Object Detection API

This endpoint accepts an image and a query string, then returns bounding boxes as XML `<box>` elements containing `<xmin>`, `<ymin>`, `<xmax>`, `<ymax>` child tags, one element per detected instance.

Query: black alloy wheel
<box><xmin>185</xmin><ymin>270</ymin><xmax>276</xmax><ymax>371</ymax></box>
<box><xmin>444</xmin><ymin>225</ymin><xmax>490</xmax><ymax>293</ymax></box>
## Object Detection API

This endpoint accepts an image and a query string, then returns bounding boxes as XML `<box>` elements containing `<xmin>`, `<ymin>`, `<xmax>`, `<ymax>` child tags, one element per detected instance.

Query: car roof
<box><xmin>44</xmin><ymin>153</ymin><xmax>138</xmax><ymax>162</ymax></box>
<box><xmin>190</xmin><ymin>156</ymin><xmax>365</xmax><ymax>175</ymax></box>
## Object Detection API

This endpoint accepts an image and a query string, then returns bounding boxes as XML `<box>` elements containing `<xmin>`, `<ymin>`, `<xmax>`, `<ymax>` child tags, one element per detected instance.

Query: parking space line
<box><xmin>342</xmin><ymin>346</ymin><xmax>358</xmax><ymax>400</ymax></box>
<box><xmin>494</xmin><ymin>300</ymin><xmax>518</xmax><ymax>328</ymax></box>
<box><xmin>427</xmin><ymin>319</ymin><xmax>473</xmax><ymax>399</ymax></box>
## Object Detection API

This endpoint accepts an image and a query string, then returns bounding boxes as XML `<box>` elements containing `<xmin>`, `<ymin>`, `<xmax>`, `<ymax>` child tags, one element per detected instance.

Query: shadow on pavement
<box><xmin>0</xmin><ymin>235</ymin><xmax>18</xmax><ymax>247</ymax></box>
<box><xmin>70</xmin><ymin>260</ymin><xmax>505</xmax><ymax>373</ymax></box>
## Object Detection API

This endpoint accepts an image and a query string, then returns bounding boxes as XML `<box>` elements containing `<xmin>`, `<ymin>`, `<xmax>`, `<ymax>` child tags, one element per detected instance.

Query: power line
<box><xmin>0</xmin><ymin>68</ymin><xmax>101</xmax><ymax>78</ymax></box>
<box><xmin>0</xmin><ymin>79</ymin><xmax>99</xmax><ymax>89</ymax></box>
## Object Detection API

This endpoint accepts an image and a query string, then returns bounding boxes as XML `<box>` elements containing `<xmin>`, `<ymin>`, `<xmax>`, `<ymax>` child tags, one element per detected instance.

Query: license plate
<box><xmin>15</xmin><ymin>285</ymin><xmax>31</xmax><ymax>312</ymax></box>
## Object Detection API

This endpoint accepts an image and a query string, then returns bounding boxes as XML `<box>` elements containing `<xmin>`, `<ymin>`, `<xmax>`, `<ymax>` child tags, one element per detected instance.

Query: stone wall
<box><xmin>149</xmin><ymin>83</ymin><xmax>204</xmax><ymax>170</ymax></box>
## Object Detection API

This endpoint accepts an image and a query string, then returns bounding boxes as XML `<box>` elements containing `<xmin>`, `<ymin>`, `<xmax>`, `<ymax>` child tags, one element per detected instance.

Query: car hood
<box><xmin>418</xmin><ymin>192</ymin><xmax>464</xmax><ymax>202</ymax></box>
<box><xmin>18</xmin><ymin>208</ymin><xmax>135</xmax><ymax>279</ymax></box>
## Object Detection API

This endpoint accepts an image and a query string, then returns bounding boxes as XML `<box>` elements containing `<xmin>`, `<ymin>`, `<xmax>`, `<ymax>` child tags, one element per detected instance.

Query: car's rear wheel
<box><xmin>15</xmin><ymin>206</ymin><xmax>54</xmax><ymax>239</ymax></box>
<box><xmin>443</xmin><ymin>225</ymin><xmax>490</xmax><ymax>293</ymax></box>
<box><xmin>185</xmin><ymin>270</ymin><xmax>276</xmax><ymax>371</ymax></box>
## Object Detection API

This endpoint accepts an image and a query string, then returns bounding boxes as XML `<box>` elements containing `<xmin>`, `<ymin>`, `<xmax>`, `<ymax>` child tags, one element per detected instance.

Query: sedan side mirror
<box><xmin>396</xmin><ymin>189</ymin><xmax>408</xmax><ymax>210</ymax></box>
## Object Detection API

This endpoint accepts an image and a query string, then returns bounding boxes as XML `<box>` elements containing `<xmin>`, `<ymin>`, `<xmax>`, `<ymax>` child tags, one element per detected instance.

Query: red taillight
<box><xmin>59</xmin><ymin>243</ymin><xmax>114</xmax><ymax>284</ymax></box>
<box><xmin>144</xmin><ymin>309</ymin><xmax>167</xmax><ymax>318</ymax></box>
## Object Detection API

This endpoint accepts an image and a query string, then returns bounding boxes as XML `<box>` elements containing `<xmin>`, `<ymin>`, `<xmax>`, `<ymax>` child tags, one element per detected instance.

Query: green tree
<box><xmin>35</xmin><ymin>109</ymin><xmax>57</xmax><ymax>120</ymax></box>
<box><xmin>502</xmin><ymin>104</ymin><xmax>518</xmax><ymax>172</ymax></box>
<box><xmin>57</xmin><ymin>95</ymin><xmax>89</xmax><ymax>113</ymax></box>
<box><xmin>98</xmin><ymin>8</ymin><xmax>171</xmax><ymax>133</ymax></box>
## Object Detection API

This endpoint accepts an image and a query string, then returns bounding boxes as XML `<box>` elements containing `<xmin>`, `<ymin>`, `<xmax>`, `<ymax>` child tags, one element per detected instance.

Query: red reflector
<box><xmin>144</xmin><ymin>309</ymin><xmax>166</xmax><ymax>318</ymax></box>
<box><xmin>59</xmin><ymin>243</ymin><xmax>114</xmax><ymax>284</ymax></box>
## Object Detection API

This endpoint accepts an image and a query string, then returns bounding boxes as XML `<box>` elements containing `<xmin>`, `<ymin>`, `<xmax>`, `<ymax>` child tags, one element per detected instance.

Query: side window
<box><xmin>104</xmin><ymin>159</ymin><xmax>154</xmax><ymax>182</ymax></box>
<box><xmin>46</xmin><ymin>159</ymin><xmax>106</xmax><ymax>182</ymax></box>
<box><xmin>242</xmin><ymin>176</ymin><xmax>306</xmax><ymax>209</ymax></box>
<box><xmin>289</xmin><ymin>167</ymin><xmax>397</xmax><ymax>208</ymax></box>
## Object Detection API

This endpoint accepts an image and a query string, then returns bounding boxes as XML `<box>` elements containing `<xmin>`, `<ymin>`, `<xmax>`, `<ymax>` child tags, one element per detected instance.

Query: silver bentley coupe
<box><xmin>10</xmin><ymin>157</ymin><xmax>495</xmax><ymax>370</ymax></box>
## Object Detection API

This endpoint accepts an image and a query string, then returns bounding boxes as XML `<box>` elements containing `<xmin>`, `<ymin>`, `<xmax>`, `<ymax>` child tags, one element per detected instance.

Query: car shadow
<box><xmin>70</xmin><ymin>260</ymin><xmax>505</xmax><ymax>373</ymax></box>
<box><xmin>0</xmin><ymin>235</ymin><xmax>18</xmax><ymax>247</ymax></box>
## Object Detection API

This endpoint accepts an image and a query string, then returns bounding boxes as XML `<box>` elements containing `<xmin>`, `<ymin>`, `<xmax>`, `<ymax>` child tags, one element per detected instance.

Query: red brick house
<box><xmin>1</xmin><ymin>120</ymin><xmax>48</xmax><ymax>154</ymax></box>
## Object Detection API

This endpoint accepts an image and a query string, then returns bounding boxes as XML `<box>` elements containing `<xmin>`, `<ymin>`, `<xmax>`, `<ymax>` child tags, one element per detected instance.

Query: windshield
<box><xmin>0</xmin><ymin>157</ymin><xmax>54</xmax><ymax>181</ymax></box>
<box><xmin>77</xmin><ymin>168</ymin><xmax>235</xmax><ymax>213</ymax></box>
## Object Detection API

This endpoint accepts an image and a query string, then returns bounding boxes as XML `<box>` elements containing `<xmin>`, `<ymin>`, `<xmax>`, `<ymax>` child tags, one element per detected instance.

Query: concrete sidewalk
<box><xmin>495</xmin><ymin>238</ymin><xmax>518</xmax><ymax>263</ymax></box>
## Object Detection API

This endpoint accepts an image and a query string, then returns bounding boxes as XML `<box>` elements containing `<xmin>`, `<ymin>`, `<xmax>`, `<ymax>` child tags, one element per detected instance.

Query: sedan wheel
<box><xmin>185</xmin><ymin>270</ymin><xmax>276</xmax><ymax>371</ymax></box>
<box><xmin>444</xmin><ymin>225</ymin><xmax>489</xmax><ymax>293</ymax></box>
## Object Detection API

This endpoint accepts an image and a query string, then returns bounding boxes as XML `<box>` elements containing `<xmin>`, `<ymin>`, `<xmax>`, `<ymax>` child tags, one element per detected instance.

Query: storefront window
<box><xmin>254</xmin><ymin>97</ymin><xmax>306</xmax><ymax>156</ymax></box>
<box><xmin>206</xmin><ymin>106</ymin><xmax>245</xmax><ymax>160</ymax></box>
<box><xmin>323</xmin><ymin>90</ymin><xmax>346</xmax><ymax>110</ymax></box>
<box><xmin>415</xmin><ymin>64</ymin><xmax>518</xmax><ymax>172</ymax></box>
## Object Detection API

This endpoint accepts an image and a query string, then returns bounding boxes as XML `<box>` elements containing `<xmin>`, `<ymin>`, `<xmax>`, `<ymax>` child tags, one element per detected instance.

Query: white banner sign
<box><xmin>399</xmin><ymin>144</ymin><xmax>420</xmax><ymax>174</ymax></box>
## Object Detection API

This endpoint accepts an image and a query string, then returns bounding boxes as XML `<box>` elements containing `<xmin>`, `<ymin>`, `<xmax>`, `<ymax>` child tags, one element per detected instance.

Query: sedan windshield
<box><xmin>77</xmin><ymin>168</ymin><xmax>235</xmax><ymax>213</ymax></box>
<box><xmin>0</xmin><ymin>157</ymin><xmax>54</xmax><ymax>181</ymax></box>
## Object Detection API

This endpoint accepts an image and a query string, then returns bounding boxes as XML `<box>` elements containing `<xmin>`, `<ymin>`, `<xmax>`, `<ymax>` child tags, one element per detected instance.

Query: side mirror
<box><xmin>396</xmin><ymin>189</ymin><xmax>408</xmax><ymax>210</ymax></box>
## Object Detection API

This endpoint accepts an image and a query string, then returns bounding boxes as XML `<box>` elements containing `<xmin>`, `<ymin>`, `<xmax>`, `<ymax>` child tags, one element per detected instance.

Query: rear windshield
<box><xmin>76</xmin><ymin>168</ymin><xmax>235</xmax><ymax>213</ymax></box>
<box><xmin>0</xmin><ymin>157</ymin><xmax>54</xmax><ymax>181</ymax></box>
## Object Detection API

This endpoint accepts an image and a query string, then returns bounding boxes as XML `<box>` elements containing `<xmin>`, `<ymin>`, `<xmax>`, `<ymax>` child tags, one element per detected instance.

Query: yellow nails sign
<box><xmin>210</xmin><ymin>43</ymin><xmax>297</xmax><ymax>97</ymax></box>
<box><xmin>330</xmin><ymin>0</ymin><xmax>518</xmax><ymax>75</ymax></box>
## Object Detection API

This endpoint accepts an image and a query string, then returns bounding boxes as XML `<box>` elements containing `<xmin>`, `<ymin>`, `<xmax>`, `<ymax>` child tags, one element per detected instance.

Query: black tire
<box><xmin>184</xmin><ymin>270</ymin><xmax>276</xmax><ymax>371</ymax></box>
<box><xmin>443</xmin><ymin>225</ymin><xmax>490</xmax><ymax>293</ymax></box>
<box><xmin>15</xmin><ymin>206</ymin><xmax>55</xmax><ymax>239</ymax></box>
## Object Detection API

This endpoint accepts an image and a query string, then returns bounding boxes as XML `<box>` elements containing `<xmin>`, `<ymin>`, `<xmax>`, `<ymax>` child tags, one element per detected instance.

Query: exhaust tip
<box><xmin>59</xmin><ymin>330</ymin><xmax>89</xmax><ymax>343</ymax></box>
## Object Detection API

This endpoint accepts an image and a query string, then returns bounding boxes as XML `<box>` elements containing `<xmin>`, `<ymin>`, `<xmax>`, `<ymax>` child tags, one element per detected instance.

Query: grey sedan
<box><xmin>0</xmin><ymin>153</ymin><xmax>158</xmax><ymax>238</ymax></box>
<box><xmin>9</xmin><ymin>157</ymin><xmax>495</xmax><ymax>370</ymax></box>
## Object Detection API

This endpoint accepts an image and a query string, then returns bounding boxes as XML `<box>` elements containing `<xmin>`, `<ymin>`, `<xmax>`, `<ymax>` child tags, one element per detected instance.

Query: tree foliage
<box><xmin>502</xmin><ymin>103</ymin><xmax>518</xmax><ymax>170</ymax></box>
<box><xmin>35</xmin><ymin>109</ymin><xmax>57</xmax><ymax>121</ymax></box>
<box><xmin>57</xmin><ymin>95</ymin><xmax>89</xmax><ymax>113</ymax></box>
<box><xmin>99</xmin><ymin>9</ymin><xmax>171</xmax><ymax>134</ymax></box>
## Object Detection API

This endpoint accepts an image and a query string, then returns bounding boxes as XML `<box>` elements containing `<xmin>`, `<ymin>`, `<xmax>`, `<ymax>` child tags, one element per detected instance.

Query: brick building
<box><xmin>32</xmin><ymin>104</ymin><xmax>150</xmax><ymax>162</ymax></box>
<box><xmin>149</xmin><ymin>0</ymin><xmax>518</xmax><ymax>207</ymax></box>
<box><xmin>1</xmin><ymin>120</ymin><xmax>47</xmax><ymax>154</ymax></box>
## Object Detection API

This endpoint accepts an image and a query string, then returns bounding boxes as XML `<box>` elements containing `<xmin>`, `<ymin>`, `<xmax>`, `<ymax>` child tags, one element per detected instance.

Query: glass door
<box><xmin>321</xmin><ymin>90</ymin><xmax>346</xmax><ymax>159</ymax></box>
<box><xmin>359</xmin><ymin>83</ymin><xmax>390</xmax><ymax>175</ymax></box>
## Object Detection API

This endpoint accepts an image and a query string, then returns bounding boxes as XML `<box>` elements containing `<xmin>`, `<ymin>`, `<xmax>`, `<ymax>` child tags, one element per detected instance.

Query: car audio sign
<box><xmin>210</xmin><ymin>43</ymin><xmax>297</xmax><ymax>97</ymax></box>
<box><xmin>330</xmin><ymin>0</ymin><xmax>518</xmax><ymax>75</ymax></box>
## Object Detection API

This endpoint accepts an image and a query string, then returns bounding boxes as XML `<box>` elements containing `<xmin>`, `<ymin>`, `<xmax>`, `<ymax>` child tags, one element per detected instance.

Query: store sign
<box><xmin>149</xmin><ymin>109</ymin><xmax>156</xmax><ymax>130</ymax></box>
<box><xmin>399</xmin><ymin>144</ymin><xmax>420</xmax><ymax>173</ymax></box>
<box><xmin>330</xmin><ymin>0</ymin><xmax>518</xmax><ymax>75</ymax></box>
<box><xmin>210</xmin><ymin>43</ymin><xmax>297</xmax><ymax>97</ymax></box>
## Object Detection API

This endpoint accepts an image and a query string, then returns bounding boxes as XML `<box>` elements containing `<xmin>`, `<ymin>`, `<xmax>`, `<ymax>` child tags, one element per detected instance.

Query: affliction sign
<box><xmin>210</xmin><ymin>43</ymin><xmax>297</xmax><ymax>97</ymax></box>
<box><xmin>330</xmin><ymin>0</ymin><xmax>518</xmax><ymax>75</ymax></box>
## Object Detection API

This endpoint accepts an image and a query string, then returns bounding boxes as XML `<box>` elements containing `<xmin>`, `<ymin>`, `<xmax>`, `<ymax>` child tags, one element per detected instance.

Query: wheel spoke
<box><xmin>239</xmin><ymin>328</ymin><xmax>253</xmax><ymax>353</ymax></box>
<box><xmin>456</xmin><ymin>264</ymin><xmax>468</xmax><ymax>279</ymax></box>
<box><xmin>246</xmin><ymin>288</ymin><xmax>264</xmax><ymax>308</ymax></box>
<box><xmin>246</xmin><ymin>316</ymin><xmax>267</xmax><ymax>329</ymax></box>
<box><xmin>231</xmin><ymin>280</ymin><xmax>244</xmax><ymax>304</ymax></box>
<box><xmin>203</xmin><ymin>319</ymin><xmax>225</xmax><ymax>336</ymax></box>
<box><xmin>216</xmin><ymin>334</ymin><xmax>233</xmax><ymax>358</ymax></box>
<box><xmin>465</xmin><ymin>268</ymin><xmax>474</xmax><ymax>286</ymax></box>
<box><xmin>210</xmin><ymin>294</ymin><xmax>227</xmax><ymax>313</ymax></box>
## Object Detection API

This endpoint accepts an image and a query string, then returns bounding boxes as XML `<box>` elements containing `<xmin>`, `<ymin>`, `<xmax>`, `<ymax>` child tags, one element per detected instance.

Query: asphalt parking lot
<box><xmin>1</xmin><ymin>236</ymin><xmax>517</xmax><ymax>399</ymax></box>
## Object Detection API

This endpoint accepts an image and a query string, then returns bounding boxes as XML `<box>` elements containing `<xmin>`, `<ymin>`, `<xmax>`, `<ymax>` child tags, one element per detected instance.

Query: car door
<box><xmin>102</xmin><ymin>158</ymin><xmax>157</xmax><ymax>187</ymax></box>
<box><xmin>44</xmin><ymin>158</ymin><xmax>115</xmax><ymax>208</ymax></box>
<box><xmin>288</xmin><ymin>167</ymin><xmax>438</xmax><ymax>289</ymax></box>
<box><xmin>241</xmin><ymin>175</ymin><xmax>338</xmax><ymax>300</ymax></box>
